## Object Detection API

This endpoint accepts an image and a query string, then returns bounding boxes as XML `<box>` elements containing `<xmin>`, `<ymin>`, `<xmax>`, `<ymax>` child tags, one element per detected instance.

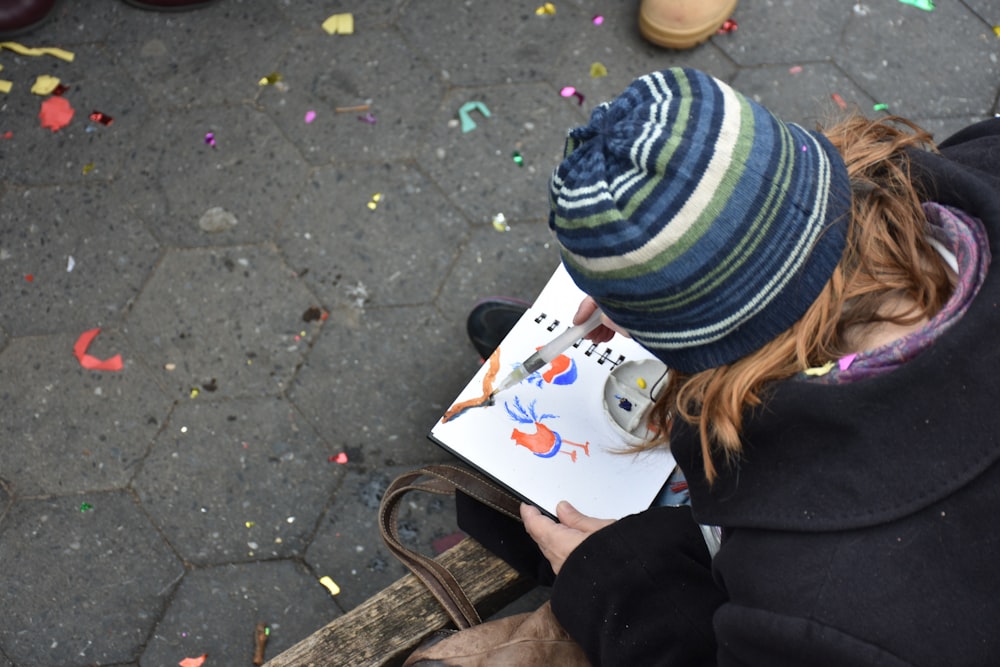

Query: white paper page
<box><xmin>430</xmin><ymin>265</ymin><xmax>675</xmax><ymax>520</ymax></box>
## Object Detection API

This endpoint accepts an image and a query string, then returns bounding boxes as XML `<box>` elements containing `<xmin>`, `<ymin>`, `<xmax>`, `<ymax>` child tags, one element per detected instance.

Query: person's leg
<box><xmin>638</xmin><ymin>0</ymin><xmax>739</xmax><ymax>50</ymax></box>
<box><xmin>0</xmin><ymin>0</ymin><xmax>57</xmax><ymax>39</ymax></box>
<box><xmin>466</xmin><ymin>298</ymin><xmax>529</xmax><ymax>360</ymax></box>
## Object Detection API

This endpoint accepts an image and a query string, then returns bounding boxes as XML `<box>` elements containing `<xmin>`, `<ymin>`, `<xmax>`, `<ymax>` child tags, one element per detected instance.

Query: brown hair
<box><xmin>643</xmin><ymin>114</ymin><xmax>953</xmax><ymax>482</ymax></box>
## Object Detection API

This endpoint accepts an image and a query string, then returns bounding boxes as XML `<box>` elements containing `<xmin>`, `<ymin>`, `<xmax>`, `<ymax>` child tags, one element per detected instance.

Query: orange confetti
<box><xmin>39</xmin><ymin>95</ymin><xmax>75</xmax><ymax>131</ymax></box>
<box><xmin>831</xmin><ymin>93</ymin><xmax>847</xmax><ymax>110</ymax></box>
<box><xmin>73</xmin><ymin>328</ymin><xmax>123</xmax><ymax>371</ymax></box>
<box><xmin>179</xmin><ymin>655</ymin><xmax>207</xmax><ymax>667</ymax></box>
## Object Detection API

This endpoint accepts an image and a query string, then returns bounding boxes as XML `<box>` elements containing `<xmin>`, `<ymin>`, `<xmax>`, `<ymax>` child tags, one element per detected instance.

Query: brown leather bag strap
<box><xmin>379</xmin><ymin>464</ymin><xmax>522</xmax><ymax>629</ymax></box>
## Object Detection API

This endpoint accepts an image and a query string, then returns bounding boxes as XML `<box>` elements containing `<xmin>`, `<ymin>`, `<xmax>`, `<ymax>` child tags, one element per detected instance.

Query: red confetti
<box><xmin>2</xmin><ymin>131</ymin><xmax>12</xmax><ymax>139</ymax></box>
<box><xmin>24</xmin><ymin>274</ymin><xmax>33</xmax><ymax>282</ymax></box>
<box><xmin>178</xmin><ymin>655</ymin><xmax>207</xmax><ymax>667</ymax></box>
<box><xmin>717</xmin><ymin>18</ymin><xmax>738</xmax><ymax>34</ymax></box>
<box><xmin>73</xmin><ymin>328</ymin><xmax>124</xmax><ymax>372</ymax></box>
<box><xmin>831</xmin><ymin>93</ymin><xmax>847</xmax><ymax>110</ymax></box>
<box><xmin>39</xmin><ymin>96</ymin><xmax>75</xmax><ymax>132</ymax></box>
<box><xmin>89</xmin><ymin>111</ymin><xmax>114</xmax><ymax>126</ymax></box>
<box><xmin>51</xmin><ymin>83</ymin><xmax>69</xmax><ymax>96</ymax></box>
<box><xmin>330</xmin><ymin>452</ymin><xmax>348</xmax><ymax>464</ymax></box>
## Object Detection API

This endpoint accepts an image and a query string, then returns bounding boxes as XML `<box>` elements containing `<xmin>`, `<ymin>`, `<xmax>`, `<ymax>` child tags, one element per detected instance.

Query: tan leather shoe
<box><xmin>638</xmin><ymin>0</ymin><xmax>739</xmax><ymax>49</ymax></box>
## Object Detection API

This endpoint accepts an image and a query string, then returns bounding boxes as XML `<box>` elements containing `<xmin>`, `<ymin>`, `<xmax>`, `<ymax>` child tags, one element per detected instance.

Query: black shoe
<box><xmin>466</xmin><ymin>298</ymin><xmax>529</xmax><ymax>359</ymax></box>
<box><xmin>0</xmin><ymin>0</ymin><xmax>56</xmax><ymax>40</ymax></box>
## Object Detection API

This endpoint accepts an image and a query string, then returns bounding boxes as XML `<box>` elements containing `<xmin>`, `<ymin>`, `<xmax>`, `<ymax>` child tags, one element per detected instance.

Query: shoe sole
<box><xmin>638</xmin><ymin>0</ymin><xmax>739</xmax><ymax>49</ymax></box>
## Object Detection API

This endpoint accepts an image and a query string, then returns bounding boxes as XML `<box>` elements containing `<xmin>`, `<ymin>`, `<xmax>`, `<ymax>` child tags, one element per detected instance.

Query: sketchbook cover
<box><xmin>429</xmin><ymin>264</ymin><xmax>675</xmax><ymax>520</ymax></box>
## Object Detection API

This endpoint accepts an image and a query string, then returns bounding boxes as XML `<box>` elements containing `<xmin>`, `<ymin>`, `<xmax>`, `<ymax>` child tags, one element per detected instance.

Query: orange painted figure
<box><xmin>506</xmin><ymin>396</ymin><xmax>590</xmax><ymax>462</ymax></box>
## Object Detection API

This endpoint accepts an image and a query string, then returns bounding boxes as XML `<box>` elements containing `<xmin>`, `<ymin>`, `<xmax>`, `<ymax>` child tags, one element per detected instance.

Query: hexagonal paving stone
<box><xmin>417</xmin><ymin>82</ymin><xmax>587</xmax><ymax>226</ymax></box>
<box><xmin>0</xmin><ymin>492</ymin><xmax>184</xmax><ymax>666</ymax></box>
<box><xmin>306</xmin><ymin>464</ymin><xmax>460</xmax><ymax>610</ymax></box>
<box><xmin>134</xmin><ymin>397</ymin><xmax>343</xmax><ymax>566</ymax></box>
<box><xmin>0</xmin><ymin>331</ymin><xmax>171</xmax><ymax>496</ymax></box>
<box><xmin>714</xmin><ymin>0</ymin><xmax>849</xmax><ymax>66</ymax></box>
<box><xmin>278</xmin><ymin>162</ymin><xmax>468</xmax><ymax>308</ymax></box>
<box><xmin>124</xmin><ymin>244</ymin><xmax>322</xmax><ymax>400</ymax></box>
<box><xmin>256</xmin><ymin>28</ymin><xmax>445</xmax><ymax>166</ymax></box>
<box><xmin>0</xmin><ymin>44</ymin><xmax>149</xmax><ymax>186</ymax></box>
<box><xmin>125</xmin><ymin>105</ymin><xmax>309</xmax><ymax>247</ymax></box>
<box><xmin>730</xmin><ymin>63</ymin><xmax>876</xmax><ymax>127</ymax></box>
<box><xmin>289</xmin><ymin>303</ymin><xmax>471</xmax><ymax>469</ymax></box>
<box><xmin>108</xmin><ymin>0</ymin><xmax>293</xmax><ymax>109</ymax></box>
<box><xmin>143</xmin><ymin>560</ymin><xmax>336</xmax><ymax>667</ymax></box>
<box><xmin>0</xmin><ymin>182</ymin><xmax>162</xmax><ymax>337</ymax></box>
<box><xmin>397</xmin><ymin>1</ymin><xmax>578</xmax><ymax>86</ymax></box>
<box><xmin>840</xmin><ymin>0</ymin><xmax>1000</xmax><ymax>118</ymax></box>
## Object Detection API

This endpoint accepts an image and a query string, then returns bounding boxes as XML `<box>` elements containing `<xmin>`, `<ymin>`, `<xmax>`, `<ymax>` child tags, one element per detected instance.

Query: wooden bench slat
<box><xmin>264</xmin><ymin>538</ymin><xmax>530</xmax><ymax>667</ymax></box>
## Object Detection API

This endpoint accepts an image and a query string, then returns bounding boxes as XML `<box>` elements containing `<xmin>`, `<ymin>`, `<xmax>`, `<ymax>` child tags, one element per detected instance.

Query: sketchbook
<box><xmin>429</xmin><ymin>264</ymin><xmax>676</xmax><ymax>520</ymax></box>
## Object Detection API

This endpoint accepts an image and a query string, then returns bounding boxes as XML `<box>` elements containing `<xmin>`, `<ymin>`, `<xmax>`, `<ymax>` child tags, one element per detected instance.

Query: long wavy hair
<box><xmin>643</xmin><ymin>114</ymin><xmax>954</xmax><ymax>483</ymax></box>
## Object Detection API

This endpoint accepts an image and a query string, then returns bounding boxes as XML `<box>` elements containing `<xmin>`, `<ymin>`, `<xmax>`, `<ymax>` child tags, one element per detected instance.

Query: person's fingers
<box><xmin>573</xmin><ymin>297</ymin><xmax>600</xmax><ymax>325</ymax></box>
<box><xmin>556</xmin><ymin>501</ymin><xmax>615</xmax><ymax>532</ymax></box>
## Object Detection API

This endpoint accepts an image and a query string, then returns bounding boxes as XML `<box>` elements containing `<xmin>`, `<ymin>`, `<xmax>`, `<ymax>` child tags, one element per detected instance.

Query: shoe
<box><xmin>0</xmin><ymin>0</ymin><xmax>56</xmax><ymax>39</ymax></box>
<box><xmin>638</xmin><ymin>0</ymin><xmax>739</xmax><ymax>49</ymax></box>
<box><xmin>466</xmin><ymin>298</ymin><xmax>530</xmax><ymax>360</ymax></box>
<box><xmin>122</xmin><ymin>0</ymin><xmax>219</xmax><ymax>10</ymax></box>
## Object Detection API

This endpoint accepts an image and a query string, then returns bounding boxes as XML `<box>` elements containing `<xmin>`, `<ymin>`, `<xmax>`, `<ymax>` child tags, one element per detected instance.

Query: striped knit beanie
<box><xmin>548</xmin><ymin>68</ymin><xmax>852</xmax><ymax>373</ymax></box>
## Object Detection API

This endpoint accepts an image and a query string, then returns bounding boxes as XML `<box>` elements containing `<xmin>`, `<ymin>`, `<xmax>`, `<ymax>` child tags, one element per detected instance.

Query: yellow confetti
<box><xmin>82</xmin><ymin>162</ymin><xmax>95</xmax><ymax>175</ymax></box>
<box><xmin>318</xmin><ymin>575</ymin><xmax>341</xmax><ymax>596</ymax></box>
<box><xmin>31</xmin><ymin>74</ymin><xmax>61</xmax><ymax>95</ymax></box>
<box><xmin>258</xmin><ymin>72</ymin><xmax>283</xmax><ymax>86</ymax></box>
<box><xmin>190</xmin><ymin>388</ymin><xmax>200</xmax><ymax>398</ymax></box>
<box><xmin>0</xmin><ymin>41</ymin><xmax>75</xmax><ymax>62</ymax></box>
<box><xmin>491</xmin><ymin>213</ymin><xmax>510</xmax><ymax>232</ymax></box>
<box><xmin>803</xmin><ymin>361</ymin><xmax>836</xmax><ymax>377</ymax></box>
<box><xmin>322</xmin><ymin>13</ymin><xmax>354</xmax><ymax>35</ymax></box>
<box><xmin>590</xmin><ymin>62</ymin><xmax>608</xmax><ymax>78</ymax></box>
<box><xmin>535</xmin><ymin>3</ymin><xmax>556</xmax><ymax>15</ymax></box>
<box><xmin>0</xmin><ymin>80</ymin><xmax>11</xmax><ymax>94</ymax></box>
<box><xmin>245</xmin><ymin>521</ymin><xmax>255</xmax><ymax>528</ymax></box>
<box><xmin>367</xmin><ymin>192</ymin><xmax>382</xmax><ymax>210</ymax></box>
<box><xmin>994</xmin><ymin>25</ymin><xmax>1000</xmax><ymax>37</ymax></box>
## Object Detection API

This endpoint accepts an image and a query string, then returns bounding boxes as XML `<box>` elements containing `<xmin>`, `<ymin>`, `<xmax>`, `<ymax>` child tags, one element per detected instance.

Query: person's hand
<box><xmin>521</xmin><ymin>501</ymin><xmax>615</xmax><ymax>575</ymax></box>
<box><xmin>574</xmin><ymin>297</ymin><xmax>631</xmax><ymax>344</ymax></box>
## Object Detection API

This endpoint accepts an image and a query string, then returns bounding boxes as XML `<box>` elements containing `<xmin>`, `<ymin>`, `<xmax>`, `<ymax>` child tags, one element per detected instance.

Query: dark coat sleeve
<box><xmin>549</xmin><ymin>505</ymin><xmax>726</xmax><ymax>667</ymax></box>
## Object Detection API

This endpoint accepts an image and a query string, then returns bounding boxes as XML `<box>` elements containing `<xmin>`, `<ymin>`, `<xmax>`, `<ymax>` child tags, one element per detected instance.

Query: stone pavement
<box><xmin>0</xmin><ymin>0</ymin><xmax>996</xmax><ymax>665</ymax></box>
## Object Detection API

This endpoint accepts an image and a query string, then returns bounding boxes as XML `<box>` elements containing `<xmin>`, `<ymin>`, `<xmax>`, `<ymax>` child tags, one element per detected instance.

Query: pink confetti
<box><xmin>592</xmin><ymin>15</ymin><xmax>604</xmax><ymax>25</ymax></box>
<box><xmin>789</xmin><ymin>65</ymin><xmax>803</xmax><ymax>74</ymax></box>
<box><xmin>560</xmin><ymin>86</ymin><xmax>585</xmax><ymax>105</ymax></box>
<box><xmin>178</xmin><ymin>655</ymin><xmax>207</xmax><ymax>667</ymax></box>
<box><xmin>204</xmin><ymin>132</ymin><xmax>216</xmax><ymax>147</ymax></box>
<box><xmin>331</xmin><ymin>452</ymin><xmax>348</xmax><ymax>464</ymax></box>
<box><xmin>838</xmin><ymin>353</ymin><xmax>858</xmax><ymax>371</ymax></box>
<box><xmin>358</xmin><ymin>112</ymin><xmax>377</xmax><ymax>124</ymax></box>
<box><xmin>304</xmin><ymin>110</ymin><xmax>317</xmax><ymax>123</ymax></box>
<box><xmin>716</xmin><ymin>18</ymin><xmax>738</xmax><ymax>34</ymax></box>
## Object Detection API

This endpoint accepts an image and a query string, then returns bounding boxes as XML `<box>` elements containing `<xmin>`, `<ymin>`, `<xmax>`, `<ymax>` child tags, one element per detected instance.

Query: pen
<box><xmin>490</xmin><ymin>309</ymin><xmax>604</xmax><ymax>399</ymax></box>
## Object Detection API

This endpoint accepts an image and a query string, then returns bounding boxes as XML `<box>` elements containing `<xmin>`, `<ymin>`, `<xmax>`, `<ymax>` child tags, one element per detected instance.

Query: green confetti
<box><xmin>80</xmin><ymin>502</ymin><xmax>93</xmax><ymax>512</ymax></box>
<box><xmin>873</xmin><ymin>103</ymin><xmax>890</xmax><ymax>112</ymax></box>
<box><xmin>897</xmin><ymin>0</ymin><xmax>934</xmax><ymax>10</ymax></box>
<box><xmin>512</xmin><ymin>151</ymin><xmax>524</xmax><ymax>167</ymax></box>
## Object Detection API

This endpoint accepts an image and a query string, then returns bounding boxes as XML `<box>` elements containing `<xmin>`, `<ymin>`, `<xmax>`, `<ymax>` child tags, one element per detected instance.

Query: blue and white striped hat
<box><xmin>548</xmin><ymin>68</ymin><xmax>852</xmax><ymax>373</ymax></box>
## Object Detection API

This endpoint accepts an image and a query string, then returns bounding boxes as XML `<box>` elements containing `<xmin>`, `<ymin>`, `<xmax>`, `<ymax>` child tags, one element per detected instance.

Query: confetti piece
<box><xmin>458</xmin><ymin>101</ymin><xmax>491</xmax><ymax>133</ymax></box>
<box><xmin>716</xmin><ymin>18</ymin><xmax>738</xmax><ymax>34</ymax></box>
<box><xmin>24</xmin><ymin>274</ymin><xmax>34</xmax><ymax>282</ymax></box>
<box><xmin>590</xmin><ymin>62</ymin><xmax>607</xmax><ymax>78</ymax></box>
<box><xmin>358</xmin><ymin>112</ymin><xmax>377</xmax><ymax>124</ymax></box>
<box><xmin>80</xmin><ymin>502</ymin><xmax>93</xmax><ymax>512</ymax></box>
<box><xmin>838</xmin><ymin>353</ymin><xmax>858</xmax><ymax>371</ymax></box>
<box><xmin>31</xmin><ymin>74</ymin><xmax>61</xmax><ymax>95</ymax></box>
<box><xmin>178</xmin><ymin>655</ymin><xmax>207</xmax><ymax>667</ymax></box>
<box><xmin>592</xmin><ymin>15</ymin><xmax>604</xmax><ymax>25</ymax></box>
<box><xmin>512</xmin><ymin>151</ymin><xmax>524</xmax><ymax>167</ymax></box>
<box><xmin>245</xmin><ymin>521</ymin><xmax>255</xmax><ymax>528</ymax></box>
<box><xmin>0</xmin><ymin>80</ymin><xmax>11</xmax><ymax>94</ymax></box>
<box><xmin>73</xmin><ymin>328</ymin><xmax>123</xmax><ymax>371</ymax></box>
<box><xmin>204</xmin><ymin>132</ymin><xmax>216</xmax><ymax>147</ymax></box>
<box><xmin>67</xmin><ymin>256</ymin><xmax>75</xmax><ymax>272</ymax></box>
<box><xmin>89</xmin><ymin>111</ymin><xmax>113</xmax><ymax>125</ymax></box>
<box><xmin>0</xmin><ymin>41</ymin><xmax>75</xmax><ymax>61</ymax></box>
<box><xmin>560</xmin><ymin>86</ymin><xmax>584</xmax><ymax>105</ymax></box>
<box><xmin>304</xmin><ymin>110</ymin><xmax>316</xmax><ymax>123</ymax></box>
<box><xmin>897</xmin><ymin>0</ymin><xmax>933</xmax><ymax>10</ymax></box>
<box><xmin>535</xmin><ymin>3</ymin><xmax>556</xmax><ymax>15</ymax></box>
<box><xmin>367</xmin><ymin>192</ymin><xmax>382</xmax><ymax>210</ymax></box>
<box><xmin>2</xmin><ymin>131</ymin><xmax>12</xmax><ymax>139</ymax></box>
<box><xmin>491</xmin><ymin>212</ymin><xmax>509</xmax><ymax>232</ymax></box>
<box><xmin>333</xmin><ymin>452</ymin><xmax>348</xmax><ymax>464</ymax></box>
<box><xmin>39</xmin><ymin>96</ymin><xmax>74</xmax><ymax>131</ymax></box>
<box><xmin>803</xmin><ymin>361</ymin><xmax>836</xmax><ymax>377</ymax></box>
<box><xmin>190</xmin><ymin>388</ymin><xmax>200</xmax><ymax>398</ymax></box>
<box><xmin>788</xmin><ymin>65</ymin><xmax>803</xmax><ymax>74</ymax></box>
<box><xmin>258</xmin><ymin>72</ymin><xmax>282</xmax><ymax>86</ymax></box>
<box><xmin>319</xmin><ymin>575</ymin><xmax>341</xmax><ymax>596</ymax></box>
<box><xmin>831</xmin><ymin>93</ymin><xmax>847</xmax><ymax>110</ymax></box>
<box><xmin>322</xmin><ymin>13</ymin><xmax>354</xmax><ymax>34</ymax></box>
<box><xmin>82</xmin><ymin>162</ymin><xmax>95</xmax><ymax>175</ymax></box>
<box><xmin>873</xmin><ymin>102</ymin><xmax>889</xmax><ymax>112</ymax></box>
<box><xmin>994</xmin><ymin>25</ymin><xmax>1000</xmax><ymax>37</ymax></box>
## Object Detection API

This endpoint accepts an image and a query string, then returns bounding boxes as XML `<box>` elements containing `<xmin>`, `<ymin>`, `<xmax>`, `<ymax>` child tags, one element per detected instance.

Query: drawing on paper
<box><xmin>505</xmin><ymin>396</ymin><xmax>590</xmax><ymax>462</ymax></box>
<box><xmin>527</xmin><ymin>352</ymin><xmax>578</xmax><ymax>388</ymax></box>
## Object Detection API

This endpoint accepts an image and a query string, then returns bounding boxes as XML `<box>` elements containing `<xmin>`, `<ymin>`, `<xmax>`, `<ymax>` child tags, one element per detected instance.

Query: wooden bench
<box><xmin>263</xmin><ymin>538</ymin><xmax>532</xmax><ymax>667</ymax></box>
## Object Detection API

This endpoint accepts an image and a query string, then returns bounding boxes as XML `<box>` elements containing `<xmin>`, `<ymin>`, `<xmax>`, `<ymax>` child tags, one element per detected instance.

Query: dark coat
<box><xmin>550</xmin><ymin>118</ymin><xmax>1000</xmax><ymax>667</ymax></box>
